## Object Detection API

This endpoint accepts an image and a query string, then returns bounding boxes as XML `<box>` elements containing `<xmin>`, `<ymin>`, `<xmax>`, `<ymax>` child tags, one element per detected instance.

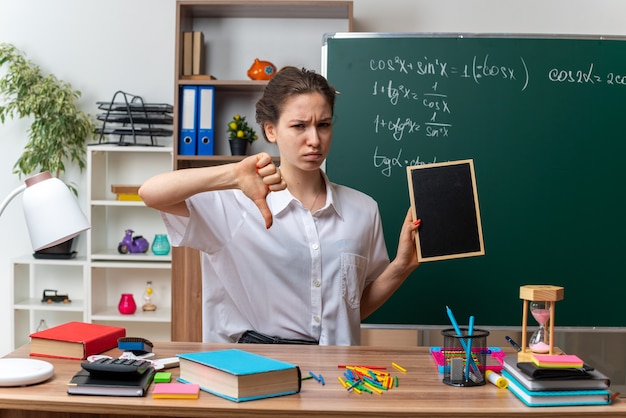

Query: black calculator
<box><xmin>81</xmin><ymin>357</ymin><xmax>152</xmax><ymax>378</ymax></box>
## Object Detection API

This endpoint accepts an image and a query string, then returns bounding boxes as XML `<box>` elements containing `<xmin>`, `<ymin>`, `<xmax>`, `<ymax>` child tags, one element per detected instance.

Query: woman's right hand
<box><xmin>235</xmin><ymin>152</ymin><xmax>286</xmax><ymax>229</ymax></box>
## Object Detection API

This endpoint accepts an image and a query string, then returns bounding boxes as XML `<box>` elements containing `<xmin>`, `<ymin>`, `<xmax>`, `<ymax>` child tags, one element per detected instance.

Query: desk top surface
<box><xmin>0</xmin><ymin>342</ymin><xmax>623</xmax><ymax>417</ymax></box>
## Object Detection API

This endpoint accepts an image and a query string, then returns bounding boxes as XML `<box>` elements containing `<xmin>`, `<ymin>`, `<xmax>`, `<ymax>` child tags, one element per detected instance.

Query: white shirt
<box><xmin>161</xmin><ymin>173</ymin><xmax>390</xmax><ymax>345</ymax></box>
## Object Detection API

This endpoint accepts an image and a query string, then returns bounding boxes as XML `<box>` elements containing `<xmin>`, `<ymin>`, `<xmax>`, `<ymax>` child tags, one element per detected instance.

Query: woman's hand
<box><xmin>235</xmin><ymin>152</ymin><xmax>286</xmax><ymax>229</ymax></box>
<box><xmin>393</xmin><ymin>208</ymin><xmax>421</xmax><ymax>274</ymax></box>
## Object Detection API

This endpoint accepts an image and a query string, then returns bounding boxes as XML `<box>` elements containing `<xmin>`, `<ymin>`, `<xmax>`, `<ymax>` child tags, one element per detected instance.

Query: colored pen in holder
<box><xmin>441</xmin><ymin>328</ymin><xmax>490</xmax><ymax>387</ymax></box>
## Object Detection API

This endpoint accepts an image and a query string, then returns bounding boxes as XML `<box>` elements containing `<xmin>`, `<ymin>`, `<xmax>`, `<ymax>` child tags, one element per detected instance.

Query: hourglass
<box><xmin>519</xmin><ymin>285</ymin><xmax>564</xmax><ymax>360</ymax></box>
<box><xmin>142</xmin><ymin>280</ymin><xmax>157</xmax><ymax>311</ymax></box>
<box><xmin>529</xmin><ymin>301</ymin><xmax>551</xmax><ymax>353</ymax></box>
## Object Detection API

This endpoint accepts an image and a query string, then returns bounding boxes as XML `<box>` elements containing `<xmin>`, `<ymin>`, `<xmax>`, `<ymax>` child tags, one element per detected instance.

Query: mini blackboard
<box><xmin>407</xmin><ymin>160</ymin><xmax>484</xmax><ymax>262</ymax></box>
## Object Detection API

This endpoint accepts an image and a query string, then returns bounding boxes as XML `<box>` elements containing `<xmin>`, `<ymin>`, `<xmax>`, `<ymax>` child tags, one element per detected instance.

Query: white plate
<box><xmin>0</xmin><ymin>358</ymin><xmax>54</xmax><ymax>386</ymax></box>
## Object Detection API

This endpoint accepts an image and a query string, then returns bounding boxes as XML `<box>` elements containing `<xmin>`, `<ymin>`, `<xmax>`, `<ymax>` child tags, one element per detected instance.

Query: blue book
<box><xmin>177</xmin><ymin>349</ymin><xmax>301</xmax><ymax>402</ymax></box>
<box><xmin>502</xmin><ymin>370</ymin><xmax>612</xmax><ymax>407</ymax></box>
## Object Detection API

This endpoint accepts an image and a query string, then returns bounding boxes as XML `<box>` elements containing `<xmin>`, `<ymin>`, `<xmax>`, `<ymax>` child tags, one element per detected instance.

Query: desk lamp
<box><xmin>0</xmin><ymin>171</ymin><xmax>90</xmax><ymax>251</ymax></box>
<box><xmin>519</xmin><ymin>285</ymin><xmax>564</xmax><ymax>362</ymax></box>
<box><xmin>0</xmin><ymin>171</ymin><xmax>90</xmax><ymax>387</ymax></box>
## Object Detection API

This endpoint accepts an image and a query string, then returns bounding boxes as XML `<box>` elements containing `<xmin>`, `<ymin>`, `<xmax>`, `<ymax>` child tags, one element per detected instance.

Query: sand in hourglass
<box><xmin>529</xmin><ymin>306</ymin><xmax>550</xmax><ymax>353</ymax></box>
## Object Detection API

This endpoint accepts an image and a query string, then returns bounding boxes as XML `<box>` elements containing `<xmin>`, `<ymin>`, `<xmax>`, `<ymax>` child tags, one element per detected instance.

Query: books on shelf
<box><xmin>502</xmin><ymin>356</ymin><xmax>610</xmax><ymax>391</ymax></box>
<box><xmin>182</xmin><ymin>31</ymin><xmax>193</xmax><ymax>76</ymax></box>
<box><xmin>192</xmin><ymin>31</ymin><xmax>205</xmax><ymax>75</ymax></box>
<box><xmin>182</xmin><ymin>31</ymin><xmax>206</xmax><ymax>77</ymax></box>
<box><xmin>30</xmin><ymin>321</ymin><xmax>126</xmax><ymax>360</ymax></box>
<box><xmin>503</xmin><ymin>370</ymin><xmax>612</xmax><ymax>407</ymax></box>
<box><xmin>177</xmin><ymin>348</ymin><xmax>301</xmax><ymax>402</ymax></box>
<box><xmin>67</xmin><ymin>368</ymin><xmax>155</xmax><ymax>397</ymax></box>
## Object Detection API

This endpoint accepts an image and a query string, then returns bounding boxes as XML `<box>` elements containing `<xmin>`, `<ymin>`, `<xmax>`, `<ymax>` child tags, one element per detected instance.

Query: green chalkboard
<box><xmin>324</xmin><ymin>33</ymin><xmax>626</xmax><ymax>327</ymax></box>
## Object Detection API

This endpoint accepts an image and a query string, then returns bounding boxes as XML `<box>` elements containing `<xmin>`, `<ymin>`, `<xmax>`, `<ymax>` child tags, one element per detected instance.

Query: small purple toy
<box><xmin>118</xmin><ymin>229</ymin><xmax>149</xmax><ymax>254</ymax></box>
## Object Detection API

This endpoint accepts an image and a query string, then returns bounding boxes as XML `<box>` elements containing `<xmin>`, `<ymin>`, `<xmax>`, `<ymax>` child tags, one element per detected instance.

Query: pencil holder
<box><xmin>441</xmin><ymin>328</ymin><xmax>489</xmax><ymax>387</ymax></box>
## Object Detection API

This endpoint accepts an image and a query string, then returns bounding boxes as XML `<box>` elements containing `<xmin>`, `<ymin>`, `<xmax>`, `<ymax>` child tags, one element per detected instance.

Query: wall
<box><xmin>1</xmin><ymin>0</ymin><xmax>626</xmax><ymax>357</ymax></box>
<box><xmin>0</xmin><ymin>0</ymin><xmax>176</xmax><ymax>357</ymax></box>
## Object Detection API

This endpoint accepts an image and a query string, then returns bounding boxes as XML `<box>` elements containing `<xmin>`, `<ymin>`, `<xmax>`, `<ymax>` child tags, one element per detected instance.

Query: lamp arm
<box><xmin>0</xmin><ymin>184</ymin><xmax>26</xmax><ymax>218</ymax></box>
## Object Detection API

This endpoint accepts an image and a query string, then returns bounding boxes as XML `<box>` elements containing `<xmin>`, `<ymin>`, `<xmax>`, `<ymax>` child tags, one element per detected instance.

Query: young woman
<box><xmin>139</xmin><ymin>67</ymin><xmax>420</xmax><ymax>345</ymax></box>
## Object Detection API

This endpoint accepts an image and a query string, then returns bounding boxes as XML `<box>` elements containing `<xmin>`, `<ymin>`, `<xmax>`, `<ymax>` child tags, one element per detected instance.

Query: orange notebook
<box><xmin>152</xmin><ymin>383</ymin><xmax>200</xmax><ymax>399</ymax></box>
<box><xmin>29</xmin><ymin>321</ymin><xmax>126</xmax><ymax>360</ymax></box>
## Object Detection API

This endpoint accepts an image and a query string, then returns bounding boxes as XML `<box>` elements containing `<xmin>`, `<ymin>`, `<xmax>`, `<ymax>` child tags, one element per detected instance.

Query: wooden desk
<box><xmin>0</xmin><ymin>342</ymin><xmax>623</xmax><ymax>417</ymax></box>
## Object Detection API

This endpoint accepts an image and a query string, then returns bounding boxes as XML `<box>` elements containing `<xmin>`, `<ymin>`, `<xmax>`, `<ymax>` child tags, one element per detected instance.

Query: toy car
<box><xmin>41</xmin><ymin>289</ymin><xmax>71</xmax><ymax>304</ymax></box>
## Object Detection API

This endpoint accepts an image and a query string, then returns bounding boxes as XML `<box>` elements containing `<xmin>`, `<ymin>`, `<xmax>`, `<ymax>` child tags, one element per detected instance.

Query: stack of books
<box><xmin>502</xmin><ymin>354</ymin><xmax>613</xmax><ymax>407</ymax></box>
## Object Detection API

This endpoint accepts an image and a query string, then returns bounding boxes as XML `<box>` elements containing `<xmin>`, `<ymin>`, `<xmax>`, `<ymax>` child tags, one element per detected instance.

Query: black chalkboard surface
<box><xmin>324</xmin><ymin>33</ymin><xmax>626</xmax><ymax>327</ymax></box>
<box><xmin>407</xmin><ymin>160</ymin><xmax>484</xmax><ymax>262</ymax></box>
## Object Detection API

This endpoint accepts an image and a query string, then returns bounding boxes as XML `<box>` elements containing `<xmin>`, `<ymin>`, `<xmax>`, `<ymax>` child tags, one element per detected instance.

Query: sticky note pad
<box><xmin>152</xmin><ymin>382</ymin><xmax>200</xmax><ymax>399</ymax></box>
<box><xmin>531</xmin><ymin>354</ymin><xmax>584</xmax><ymax>369</ymax></box>
<box><xmin>154</xmin><ymin>372</ymin><xmax>172</xmax><ymax>383</ymax></box>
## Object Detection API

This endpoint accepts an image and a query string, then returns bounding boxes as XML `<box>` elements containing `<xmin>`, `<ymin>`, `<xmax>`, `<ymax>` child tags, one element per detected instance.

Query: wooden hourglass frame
<box><xmin>519</xmin><ymin>285</ymin><xmax>564</xmax><ymax>361</ymax></box>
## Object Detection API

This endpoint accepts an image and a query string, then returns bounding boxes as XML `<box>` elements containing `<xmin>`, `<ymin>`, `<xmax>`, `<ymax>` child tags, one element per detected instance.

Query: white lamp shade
<box><xmin>22</xmin><ymin>172</ymin><xmax>90</xmax><ymax>251</ymax></box>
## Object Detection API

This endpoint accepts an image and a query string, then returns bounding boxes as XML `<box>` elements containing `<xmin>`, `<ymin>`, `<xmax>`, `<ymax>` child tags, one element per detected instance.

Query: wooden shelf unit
<box><xmin>170</xmin><ymin>0</ymin><xmax>353</xmax><ymax>341</ymax></box>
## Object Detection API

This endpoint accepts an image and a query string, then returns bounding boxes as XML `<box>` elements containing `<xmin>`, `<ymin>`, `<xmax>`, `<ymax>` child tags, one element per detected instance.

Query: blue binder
<box><xmin>196</xmin><ymin>85</ymin><xmax>215</xmax><ymax>156</ymax></box>
<box><xmin>179</xmin><ymin>85</ymin><xmax>197</xmax><ymax>155</ymax></box>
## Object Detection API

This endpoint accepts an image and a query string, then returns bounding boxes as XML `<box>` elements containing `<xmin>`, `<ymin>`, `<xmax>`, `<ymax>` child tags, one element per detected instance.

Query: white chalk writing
<box><xmin>373</xmin><ymin>146</ymin><xmax>439</xmax><ymax>178</ymax></box>
<box><xmin>364</xmin><ymin>51</ymin><xmax>625</xmax><ymax>178</ymax></box>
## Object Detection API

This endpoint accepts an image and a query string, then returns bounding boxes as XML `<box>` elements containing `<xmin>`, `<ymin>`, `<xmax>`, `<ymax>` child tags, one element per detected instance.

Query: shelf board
<box><xmin>178</xmin><ymin>79</ymin><xmax>268</xmax><ymax>91</ymax></box>
<box><xmin>91</xmin><ymin>307</ymin><xmax>171</xmax><ymax>322</ymax></box>
<box><xmin>14</xmin><ymin>298</ymin><xmax>85</xmax><ymax>312</ymax></box>
<box><xmin>174</xmin><ymin>154</ymin><xmax>280</xmax><ymax>167</ymax></box>
<box><xmin>11</xmin><ymin>255</ymin><xmax>88</xmax><ymax>265</ymax></box>
<box><xmin>175</xmin><ymin>155</ymin><xmax>247</xmax><ymax>164</ymax></box>
<box><xmin>91</xmin><ymin>199</ymin><xmax>146</xmax><ymax>207</ymax></box>
<box><xmin>90</xmin><ymin>250</ymin><xmax>172</xmax><ymax>264</ymax></box>
<box><xmin>87</xmin><ymin>144</ymin><xmax>173</xmax><ymax>154</ymax></box>
<box><xmin>179</xmin><ymin>1</ymin><xmax>353</xmax><ymax>20</ymax></box>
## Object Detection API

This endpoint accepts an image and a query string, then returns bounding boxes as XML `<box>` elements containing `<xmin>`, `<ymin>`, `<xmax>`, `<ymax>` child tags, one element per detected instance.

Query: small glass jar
<box><xmin>151</xmin><ymin>234</ymin><xmax>171</xmax><ymax>255</ymax></box>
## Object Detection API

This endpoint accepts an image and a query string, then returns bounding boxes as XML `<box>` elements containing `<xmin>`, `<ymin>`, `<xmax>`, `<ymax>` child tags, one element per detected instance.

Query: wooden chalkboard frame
<box><xmin>407</xmin><ymin>160</ymin><xmax>485</xmax><ymax>262</ymax></box>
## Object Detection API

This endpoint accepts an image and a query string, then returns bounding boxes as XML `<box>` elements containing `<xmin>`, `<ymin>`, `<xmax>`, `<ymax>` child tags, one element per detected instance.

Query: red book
<box><xmin>29</xmin><ymin>321</ymin><xmax>126</xmax><ymax>360</ymax></box>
